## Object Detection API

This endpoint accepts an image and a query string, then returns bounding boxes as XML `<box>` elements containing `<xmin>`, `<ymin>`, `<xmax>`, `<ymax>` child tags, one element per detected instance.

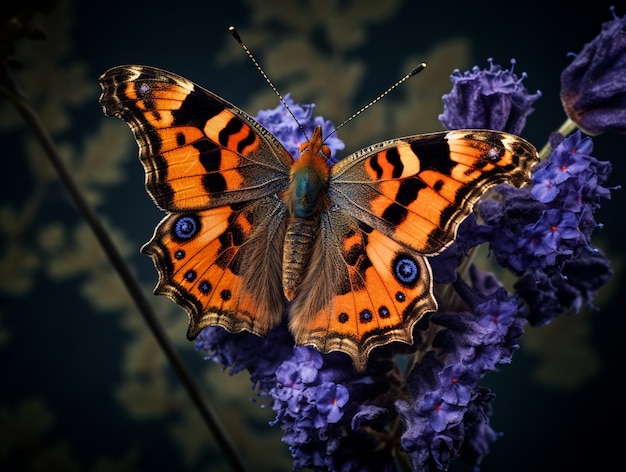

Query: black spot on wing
<box><xmin>196</xmin><ymin>138</ymin><xmax>226</xmax><ymax>194</ymax></box>
<box><xmin>396</xmin><ymin>177</ymin><xmax>423</xmax><ymax>206</ymax></box>
<box><xmin>369</xmin><ymin>154</ymin><xmax>383</xmax><ymax>179</ymax></box>
<box><xmin>409</xmin><ymin>137</ymin><xmax>455</xmax><ymax>175</ymax></box>
<box><xmin>219</xmin><ymin>118</ymin><xmax>243</xmax><ymax>147</ymax></box>
<box><xmin>381</xmin><ymin>176</ymin><xmax>426</xmax><ymax>226</ymax></box>
<box><xmin>215</xmin><ymin>207</ymin><xmax>248</xmax><ymax>274</ymax></box>
<box><xmin>172</xmin><ymin>87</ymin><xmax>223</xmax><ymax>128</ymax></box>
<box><xmin>237</xmin><ymin>126</ymin><xmax>257</xmax><ymax>153</ymax></box>
<box><xmin>386</xmin><ymin>147</ymin><xmax>404</xmax><ymax>179</ymax></box>
<box><xmin>382</xmin><ymin>202</ymin><xmax>407</xmax><ymax>226</ymax></box>
<box><xmin>202</xmin><ymin>172</ymin><xmax>228</xmax><ymax>194</ymax></box>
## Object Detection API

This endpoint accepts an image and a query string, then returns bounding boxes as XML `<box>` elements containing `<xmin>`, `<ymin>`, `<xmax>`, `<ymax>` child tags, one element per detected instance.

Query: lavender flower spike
<box><xmin>439</xmin><ymin>58</ymin><xmax>541</xmax><ymax>133</ymax></box>
<box><xmin>560</xmin><ymin>6</ymin><xmax>626</xmax><ymax>135</ymax></box>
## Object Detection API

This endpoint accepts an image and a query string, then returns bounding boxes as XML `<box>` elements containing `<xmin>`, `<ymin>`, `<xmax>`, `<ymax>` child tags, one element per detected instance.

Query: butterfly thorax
<box><xmin>282</xmin><ymin>126</ymin><xmax>331</xmax><ymax>301</ymax></box>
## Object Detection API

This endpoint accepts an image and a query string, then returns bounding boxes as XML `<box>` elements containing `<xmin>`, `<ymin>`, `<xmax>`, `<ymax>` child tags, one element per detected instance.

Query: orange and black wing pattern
<box><xmin>99</xmin><ymin>65</ymin><xmax>293</xmax><ymax>211</ymax></box>
<box><xmin>99</xmin><ymin>65</ymin><xmax>292</xmax><ymax>339</ymax></box>
<box><xmin>330</xmin><ymin>129</ymin><xmax>538</xmax><ymax>254</ymax></box>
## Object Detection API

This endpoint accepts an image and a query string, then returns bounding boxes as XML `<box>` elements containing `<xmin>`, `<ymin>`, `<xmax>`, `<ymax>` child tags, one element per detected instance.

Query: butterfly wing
<box><xmin>99</xmin><ymin>65</ymin><xmax>293</xmax><ymax>211</ymax></box>
<box><xmin>145</xmin><ymin>198</ymin><xmax>288</xmax><ymax>337</ymax></box>
<box><xmin>329</xmin><ymin>130</ymin><xmax>538</xmax><ymax>254</ymax></box>
<box><xmin>288</xmin><ymin>209</ymin><xmax>436</xmax><ymax>372</ymax></box>
<box><xmin>99</xmin><ymin>65</ymin><xmax>293</xmax><ymax>338</ymax></box>
<box><xmin>290</xmin><ymin>130</ymin><xmax>538</xmax><ymax>370</ymax></box>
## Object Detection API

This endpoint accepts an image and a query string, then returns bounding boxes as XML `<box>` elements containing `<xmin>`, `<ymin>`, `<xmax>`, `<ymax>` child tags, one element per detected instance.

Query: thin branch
<box><xmin>1</xmin><ymin>84</ymin><xmax>248</xmax><ymax>472</ymax></box>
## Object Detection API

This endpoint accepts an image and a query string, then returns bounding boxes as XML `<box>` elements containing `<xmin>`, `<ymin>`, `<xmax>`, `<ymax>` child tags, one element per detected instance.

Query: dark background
<box><xmin>1</xmin><ymin>1</ymin><xmax>624</xmax><ymax>471</ymax></box>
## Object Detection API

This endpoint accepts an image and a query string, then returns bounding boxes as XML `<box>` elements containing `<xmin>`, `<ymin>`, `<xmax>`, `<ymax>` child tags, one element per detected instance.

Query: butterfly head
<box><xmin>298</xmin><ymin>126</ymin><xmax>332</xmax><ymax>164</ymax></box>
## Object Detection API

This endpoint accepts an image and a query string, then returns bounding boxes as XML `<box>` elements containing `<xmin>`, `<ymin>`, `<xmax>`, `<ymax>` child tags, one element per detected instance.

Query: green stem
<box><xmin>538</xmin><ymin>117</ymin><xmax>578</xmax><ymax>160</ymax></box>
<box><xmin>1</xmin><ymin>85</ymin><xmax>249</xmax><ymax>472</ymax></box>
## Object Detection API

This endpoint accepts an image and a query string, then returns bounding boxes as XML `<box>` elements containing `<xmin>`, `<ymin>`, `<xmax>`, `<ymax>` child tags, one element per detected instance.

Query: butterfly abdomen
<box><xmin>282</xmin><ymin>218</ymin><xmax>318</xmax><ymax>300</ymax></box>
<box><xmin>282</xmin><ymin>171</ymin><xmax>326</xmax><ymax>300</ymax></box>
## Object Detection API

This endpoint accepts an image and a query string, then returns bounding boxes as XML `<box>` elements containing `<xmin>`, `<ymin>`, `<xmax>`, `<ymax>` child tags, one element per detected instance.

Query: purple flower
<box><xmin>402</xmin><ymin>387</ymin><xmax>499</xmax><ymax>472</ymax></box>
<box><xmin>396</xmin><ymin>399</ymin><xmax>457</xmax><ymax>471</ymax></box>
<box><xmin>268</xmin><ymin>346</ymin><xmax>394</xmax><ymax>471</ymax></box>
<box><xmin>475</xmin><ymin>296</ymin><xmax>520</xmax><ymax>337</ymax></box>
<box><xmin>195</xmin><ymin>322</ymin><xmax>293</xmax><ymax>394</ymax></box>
<box><xmin>314</xmin><ymin>381</ymin><xmax>349</xmax><ymax>425</ymax></box>
<box><xmin>439</xmin><ymin>58</ymin><xmax>541</xmax><ymax>133</ymax></box>
<box><xmin>418</xmin><ymin>392</ymin><xmax>465</xmax><ymax>433</ymax></box>
<box><xmin>560</xmin><ymin>6</ymin><xmax>626</xmax><ymax>134</ymax></box>
<box><xmin>520</xmin><ymin>209</ymin><xmax>581</xmax><ymax>257</ymax></box>
<box><xmin>438</xmin><ymin>364</ymin><xmax>479</xmax><ymax>407</ymax></box>
<box><xmin>255</xmin><ymin>93</ymin><xmax>345</xmax><ymax>163</ymax></box>
<box><xmin>459</xmin><ymin>387</ymin><xmax>499</xmax><ymax>468</ymax></box>
<box><xmin>475</xmin><ymin>130</ymin><xmax>614</xmax><ymax>325</ymax></box>
<box><xmin>432</xmin><ymin>286</ymin><xmax>525</xmax><ymax>373</ymax></box>
<box><xmin>397</xmin><ymin>286</ymin><xmax>525</xmax><ymax>471</ymax></box>
<box><xmin>515</xmin><ymin>250</ymin><xmax>613</xmax><ymax>326</ymax></box>
<box><xmin>531</xmin><ymin>131</ymin><xmax>610</xmax><ymax>207</ymax></box>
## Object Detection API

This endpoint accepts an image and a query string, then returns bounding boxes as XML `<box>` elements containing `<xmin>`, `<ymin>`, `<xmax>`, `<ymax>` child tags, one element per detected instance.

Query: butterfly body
<box><xmin>281</xmin><ymin>125</ymin><xmax>332</xmax><ymax>300</ymax></box>
<box><xmin>99</xmin><ymin>65</ymin><xmax>538</xmax><ymax>371</ymax></box>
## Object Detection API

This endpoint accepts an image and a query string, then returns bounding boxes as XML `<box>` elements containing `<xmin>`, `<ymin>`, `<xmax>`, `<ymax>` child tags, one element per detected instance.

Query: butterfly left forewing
<box><xmin>99</xmin><ymin>65</ymin><xmax>293</xmax><ymax>211</ymax></box>
<box><xmin>329</xmin><ymin>130</ymin><xmax>538</xmax><ymax>254</ymax></box>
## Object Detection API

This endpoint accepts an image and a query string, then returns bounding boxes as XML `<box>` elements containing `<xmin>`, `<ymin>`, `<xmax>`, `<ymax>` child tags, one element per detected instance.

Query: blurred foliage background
<box><xmin>1</xmin><ymin>0</ymin><xmax>624</xmax><ymax>471</ymax></box>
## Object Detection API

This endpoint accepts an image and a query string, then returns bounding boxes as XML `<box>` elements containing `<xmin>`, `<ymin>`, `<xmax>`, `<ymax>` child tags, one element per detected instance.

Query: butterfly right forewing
<box><xmin>329</xmin><ymin>129</ymin><xmax>538</xmax><ymax>255</ymax></box>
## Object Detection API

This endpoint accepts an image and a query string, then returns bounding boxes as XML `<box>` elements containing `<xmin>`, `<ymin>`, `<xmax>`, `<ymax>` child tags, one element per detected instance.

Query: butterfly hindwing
<box><xmin>329</xmin><ymin>130</ymin><xmax>538</xmax><ymax>254</ymax></box>
<box><xmin>99</xmin><ymin>65</ymin><xmax>293</xmax><ymax>212</ymax></box>
<box><xmin>288</xmin><ymin>209</ymin><xmax>436</xmax><ymax>371</ymax></box>
<box><xmin>142</xmin><ymin>196</ymin><xmax>288</xmax><ymax>339</ymax></box>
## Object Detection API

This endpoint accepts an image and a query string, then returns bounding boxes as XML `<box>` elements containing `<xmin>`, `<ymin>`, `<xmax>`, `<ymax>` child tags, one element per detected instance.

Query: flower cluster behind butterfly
<box><xmin>98</xmin><ymin>34</ymin><xmax>538</xmax><ymax>372</ymax></box>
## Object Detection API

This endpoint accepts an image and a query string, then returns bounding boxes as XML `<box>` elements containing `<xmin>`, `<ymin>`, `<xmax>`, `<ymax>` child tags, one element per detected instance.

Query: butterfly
<box><xmin>99</xmin><ymin>65</ymin><xmax>538</xmax><ymax>372</ymax></box>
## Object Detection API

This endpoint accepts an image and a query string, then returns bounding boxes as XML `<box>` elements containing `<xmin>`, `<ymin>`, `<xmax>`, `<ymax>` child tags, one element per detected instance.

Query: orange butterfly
<box><xmin>99</xmin><ymin>65</ymin><xmax>538</xmax><ymax>371</ymax></box>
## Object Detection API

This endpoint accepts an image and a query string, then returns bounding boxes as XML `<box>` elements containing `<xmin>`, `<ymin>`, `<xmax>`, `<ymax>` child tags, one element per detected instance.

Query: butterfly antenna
<box><xmin>229</xmin><ymin>26</ymin><xmax>309</xmax><ymax>140</ymax></box>
<box><xmin>325</xmin><ymin>63</ymin><xmax>427</xmax><ymax>141</ymax></box>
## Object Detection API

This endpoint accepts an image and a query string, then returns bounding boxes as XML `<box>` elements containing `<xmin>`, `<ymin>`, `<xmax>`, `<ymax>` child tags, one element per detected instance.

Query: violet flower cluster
<box><xmin>560</xmin><ymin>5</ymin><xmax>626</xmax><ymax>135</ymax></box>
<box><xmin>475</xmin><ymin>131</ymin><xmax>613</xmax><ymax>326</ymax></box>
<box><xmin>196</xmin><ymin>8</ymin><xmax>621</xmax><ymax>471</ymax></box>
<box><xmin>439</xmin><ymin>57</ymin><xmax>541</xmax><ymax>135</ymax></box>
